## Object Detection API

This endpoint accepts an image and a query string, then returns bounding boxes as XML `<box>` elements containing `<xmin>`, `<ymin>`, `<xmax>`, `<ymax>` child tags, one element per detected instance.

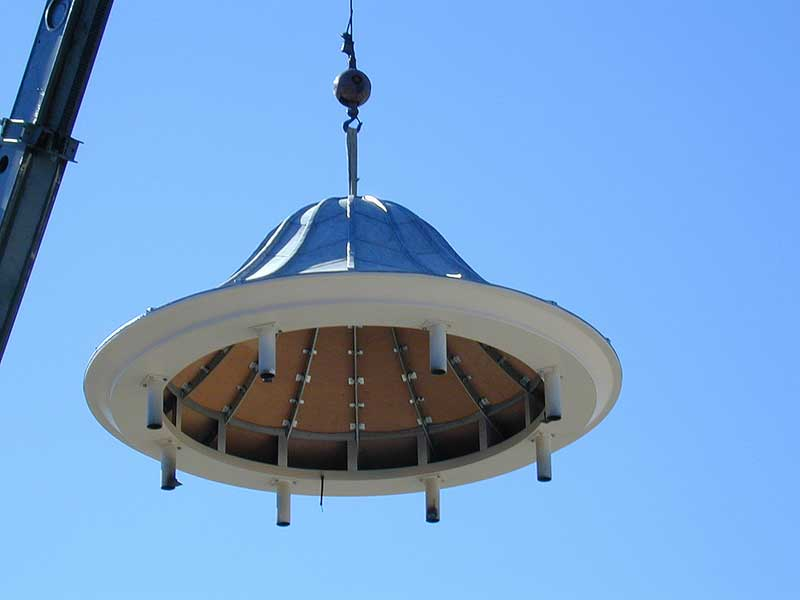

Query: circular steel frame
<box><xmin>84</xmin><ymin>272</ymin><xmax>621</xmax><ymax>496</ymax></box>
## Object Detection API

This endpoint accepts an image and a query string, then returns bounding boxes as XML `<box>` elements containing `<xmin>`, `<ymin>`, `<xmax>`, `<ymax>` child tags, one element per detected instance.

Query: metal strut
<box><xmin>284</xmin><ymin>328</ymin><xmax>320</xmax><ymax>440</ymax></box>
<box><xmin>346</xmin><ymin>124</ymin><xmax>359</xmax><ymax>197</ymax></box>
<box><xmin>479</xmin><ymin>343</ymin><xmax>542</xmax><ymax>394</ymax></box>
<box><xmin>222</xmin><ymin>363</ymin><xmax>259</xmax><ymax>424</ymax></box>
<box><xmin>170</xmin><ymin>346</ymin><xmax>232</xmax><ymax>403</ymax></box>
<box><xmin>0</xmin><ymin>0</ymin><xmax>115</xmax><ymax>364</ymax></box>
<box><xmin>448</xmin><ymin>355</ymin><xmax>504</xmax><ymax>437</ymax></box>
<box><xmin>350</xmin><ymin>326</ymin><xmax>363</xmax><ymax>447</ymax></box>
<box><xmin>391</xmin><ymin>328</ymin><xmax>435</xmax><ymax>454</ymax></box>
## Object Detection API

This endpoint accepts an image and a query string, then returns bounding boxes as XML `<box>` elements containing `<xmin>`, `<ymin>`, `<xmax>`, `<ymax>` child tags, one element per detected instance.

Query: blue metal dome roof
<box><xmin>223</xmin><ymin>195</ymin><xmax>485</xmax><ymax>286</ymax></box>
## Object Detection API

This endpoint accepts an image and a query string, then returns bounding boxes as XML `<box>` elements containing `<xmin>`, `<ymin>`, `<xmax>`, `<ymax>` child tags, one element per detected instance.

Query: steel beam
<box><xmin>480</xmin><ymin>343</ymin><xmax>547</xmax><ymax>427</ymax></box>
<box><xmin>448</xmin><ymin>355</ymin><xmax>503</xmax><ymax>437</ymax></box>
<box><xmin>175</xmin><ymin>346</ymin><xmax>232</xmax><ymax>402</ymax></box>
<box><xmin>479</xmin><ymin>343</ymin><xmax>542</xmax><ymax>393</ymax></box>
<box><xmin>390</xmin><ymin>328</ymin><xmax>435</xmax><ymax>455</ymax></box>
<box><xmin>205</xmin><ymin>362</ymin><xmax>258</xmax><ymax>449</ymax></box>
<box><xmin>350</xmin><ymin>326</ymin><xmax>363</xmax><ymax>447</ymax></box>
<box><xmin>176</xmin><ymin>389</ymin><xmax>529</xmax><ymax>444</ymax></box>
<box><xmin>0</xmin><ymin>0</ymin><xmax>114</xmax><ymax>363</ymax></box>
<box><xmin>284</xmin><ymin>328</ymin><xmax>319</xmax><ymax>440</ymax></box>
<box><xmin>222</xmin><ymin>363</ymin><xmax>258</xmax><ymax>424</ymax></box>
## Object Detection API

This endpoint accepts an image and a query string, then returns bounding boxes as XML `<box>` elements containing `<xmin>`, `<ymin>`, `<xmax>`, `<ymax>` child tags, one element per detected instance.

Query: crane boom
<box><xmin>0</xmin><ymin>0</ymin><xmax>113</xmax><ymax>363</ymax></box>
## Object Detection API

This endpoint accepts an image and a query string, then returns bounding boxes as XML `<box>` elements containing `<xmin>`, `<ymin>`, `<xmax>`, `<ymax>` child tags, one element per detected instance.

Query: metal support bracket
<box><xmin>1</xmin><ymin>118</ymin><xmax>80</xmax><ymax>162</ymax></box>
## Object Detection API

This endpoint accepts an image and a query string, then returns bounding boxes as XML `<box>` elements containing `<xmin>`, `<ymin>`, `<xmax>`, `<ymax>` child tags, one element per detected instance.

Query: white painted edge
<box><xmin>84</xmin><ymin>272</ymin><xmax>622</xmax><ymax>496</ymax></box>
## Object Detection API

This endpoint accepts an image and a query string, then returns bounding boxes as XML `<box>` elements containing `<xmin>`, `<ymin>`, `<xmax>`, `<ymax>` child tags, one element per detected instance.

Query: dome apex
<box><xmin>223</xmin><ymin>195</ymin><xmax>484</xmax><ymax>286</ymax></box>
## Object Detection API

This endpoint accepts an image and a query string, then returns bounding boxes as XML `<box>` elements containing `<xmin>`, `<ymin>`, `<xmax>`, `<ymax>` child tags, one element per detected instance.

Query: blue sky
<box><xmin>1</xmin><ymin>1</ymin><xmax>797</xmax><ymax>598</ymax></box>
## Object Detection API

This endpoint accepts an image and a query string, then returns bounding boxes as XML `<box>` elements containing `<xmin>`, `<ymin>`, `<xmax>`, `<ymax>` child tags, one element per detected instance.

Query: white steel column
<box><xmin>160</xmin><ymin>445</ymin><xmax>181</xmax><ymax>491</ymax></box>
<box><xmin>535</xmin><ymin>433</ymin><xmax>552</xmax><ymax>482</ymax></box>
<box><xmin>417</xmin><ymin>432</ymin><xmax>429</xmax><ymax>466</ymax></box>
<box><xmin>478</xmin><ymin>418</ymin><xmax>489</xmax><ymax>451</ymax></box>
<box><xmin>145</xmin><ymin>376</ymin><xmax>166</xmax><ymax>430</ymax></box>
<box><xmin>216</xmin><ymin>419</ymin><xmax>226</xmax><ymax>453</ymax></box>
<box><xmin>543</xmin><ymin>368</ymin><xmax>563</xmax><ymax>422</ymax></box>
<box><xmin>174</xmin><ymin>395</ymin><xmax>183</xmax><ymax>432</ymax></box>
<box><xmin>276</xmin><ymin>481</ymin><xmax>291</xmax><ymax>527</ymax></box>
<box><xmin>257</xmin><ymin>323</ymin><xmax>277</xmax><ymax>382</ymax></box>
<box><xmin>347</xmin><ymin>439</ymin><xmax>359</xmax><ymax>471</ymax></box>
<box><xmin>278</xmin><ymin>434</ymin><xmax>288</xmax><ymax>468</ymax></box>
<box><xmin>428</xmin><ymin>323</ymin><xmax>447</xmax><ymax>375</ymax></box>
<box><xmin>425</xmin><ymin>478</ymin><xmax>441</xmax><ymax>523</ymax></box>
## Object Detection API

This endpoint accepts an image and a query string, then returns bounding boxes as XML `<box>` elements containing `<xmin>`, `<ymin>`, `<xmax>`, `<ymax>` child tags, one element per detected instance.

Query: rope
<box><xmin>341</xmin><ymin>0</ymin><xmax>362</xmax><ymax>196</ymax></box>
<box><xmin>341</xmin><ymin>0</ymin><xmax>357</xmax><ymax>69</ymax></box>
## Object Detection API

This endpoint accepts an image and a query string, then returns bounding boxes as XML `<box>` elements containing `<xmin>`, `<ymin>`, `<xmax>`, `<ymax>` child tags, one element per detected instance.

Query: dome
<box><xmin>82</xmin><ymin>8</ymin><xmax>622</xmax><ymax>527</ymax></box>
<box><xmin>84</xmin><ymin>196</ymin><xmax>621</xmax><ymax>525</ymax></box>
<box><xmin>222</xmin><ymin>195</ymin><xmax>485</xmax><ymax>285</ymax></box>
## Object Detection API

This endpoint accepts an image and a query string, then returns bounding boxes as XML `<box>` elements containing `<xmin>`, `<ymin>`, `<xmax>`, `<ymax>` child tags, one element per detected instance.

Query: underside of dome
<box><xmin>165</xmin><ymin>326</ymin><xmax>544</xmax><ymax>471</ymax></box>
<box><xmin>223</xmin><ymin>196</ymin><xmax>485</xmax><ymax>285</ymax></box>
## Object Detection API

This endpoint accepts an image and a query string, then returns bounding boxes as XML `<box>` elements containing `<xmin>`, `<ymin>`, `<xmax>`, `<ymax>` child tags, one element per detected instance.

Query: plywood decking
<box><xmin>167</xmin><ymin>326</ymin><xmax>543</xmax><ymax>471</ymax></box>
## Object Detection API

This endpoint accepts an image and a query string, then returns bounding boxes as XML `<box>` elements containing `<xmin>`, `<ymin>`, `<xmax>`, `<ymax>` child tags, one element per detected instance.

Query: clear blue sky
<box><xmin>1</xmin><ymin>1</ymin><xmax>797</xmax><ymax>598</ymax></box>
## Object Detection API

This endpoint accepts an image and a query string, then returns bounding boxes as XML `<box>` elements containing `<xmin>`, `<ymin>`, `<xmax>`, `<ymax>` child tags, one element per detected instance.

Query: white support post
<box><xmin>428</xmin><ymin>323</ymin><xmax>447</xmax><ymax>376</ymax></box>
<box><xmin>524</xmin><ymin>392</ymin><xmax>532</xmax><ymax>426</ymax></box>
<box><xmin>257</xmin><ymin>323</ymin><xmax>277</xmax><ymax>383</ymax></box>
<box><xmin>425</xmin><ymin>478</ymin><xmax>441</xmax><ymax>523</ymax></box>
<box><xmin>417</xmin><ymin>432</ymin><xmax>429</xmax><ymax>466</ymax></box>
<box><xmin>278</xmin><ymin>434</ymin><xmax>288</xmax><ymax>468</ymax></box>
<box><xmin>175</xmin><ymin>396</ymin><xmax>183</xmax><ymax>432</ymax></box>
<box><xmin>160</xmin><ymin>445</ymin><xmax>181</xmax><ymax>491</ymax></box>
<box><xmin>347</xmin><ymin>439</ymin><xmax>359</xmax><ymax>471</ymax></box>
<box><xmin>216</xmin><ymin>419</ymin><xmax>226</xmax><ymax>453</ymax></box>
<box><xmin>543</xmin><ymin>368</ymin><xmax>562</xmax><ymax>422</ymax></box>
<box><xmin>276</xmin><ymin>481</ymin><xmax>291</xmax><ymax>527</ymax></box>
<box><xmin>146</xmin><ymin>376</ymin><xmax>166</xmax><ymax>430</ymax></box>
<box><xmin>535</xmin><ymin>433</ymin><xmax>552</xmax><ymax>482</ymax></box>
<box><xmin>478</xmin><ymin>418</ymin><xmax>489</xmax><ymax>451</ymax></box>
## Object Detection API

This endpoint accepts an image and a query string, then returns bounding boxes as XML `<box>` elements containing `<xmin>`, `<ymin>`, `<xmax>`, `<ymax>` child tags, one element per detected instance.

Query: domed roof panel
<box><xmin>222</xmin><ymin>196</ymin><xmax>486</xmax><ymax>286</ymax></box>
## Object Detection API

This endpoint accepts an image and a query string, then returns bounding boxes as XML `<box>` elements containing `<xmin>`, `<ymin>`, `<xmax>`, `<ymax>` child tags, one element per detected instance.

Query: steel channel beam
<box><xmin>448</xmin><ymin>356</ymin><xmax>503</xmax><ymax>437</ymax></box>
<box><xmin>176</xmin><ymin>346</ymin><xmax>232</xmax><ymax>402</ymax></box>
<box><xmin>351</xmin><ymin>326</ymin><xmax>362</xmax><ymax>447</ymax></box>
<box><xmin>202</xmin><ymin>362</ymin><xmax>260</xmax><ymax>449</ymax></box>
<box><xmin>223</xmin><ymin>364</ymin><xmax>258</xmax><ymax>424</ymax></box>
<box><xmin>284</xmin><ymin>328</ymin><xmax>320</xmax><ymax>440</ymax></box>
<box><xmin>165</xmin><ymin>346</ymin><xmax>232</xmax><ymax>447</ymax></box>
<box><xmin>390</xmin><ymin>328</ymin><xmax>435</xmax><ymax>453</ymax></box>
<box><xmin>0</xmin><ymin>0</ymin><xmax>114</xmax><ymax>363</ymax></box>
<box><xmin>479</xmin><ymin>342</ymin><xmax>546</xmax><ymax>425</ymax></box>
<box><xmin>175</xmin><ymin>391</ymin><xmax>528</xmax><ymax>444</ymax></box>
<box><xmin>479</xmin><ymin>343</ymin><xmax>542</xmax><ymax>393</ymax></box>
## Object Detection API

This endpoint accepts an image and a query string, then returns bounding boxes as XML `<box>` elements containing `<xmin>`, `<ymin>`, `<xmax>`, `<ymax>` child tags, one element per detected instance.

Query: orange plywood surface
<box><xmin>169</xmin><ymin>327</ymin><xmax>538</xmax><ymax>469</ymax></box>
<box><xmin>298</xmin><ymin>327</ymin><xmax>354</xmax><ymax>433</ymax></box>
<box><xmin>358</xmin><ymin>326</ymin><xmax>419</xmax><ymax>432</ymax></box>
<box><xmin>396</xmin><ymin>328</ymin><xmax>475</xmax><ymax>425</ymax></box>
